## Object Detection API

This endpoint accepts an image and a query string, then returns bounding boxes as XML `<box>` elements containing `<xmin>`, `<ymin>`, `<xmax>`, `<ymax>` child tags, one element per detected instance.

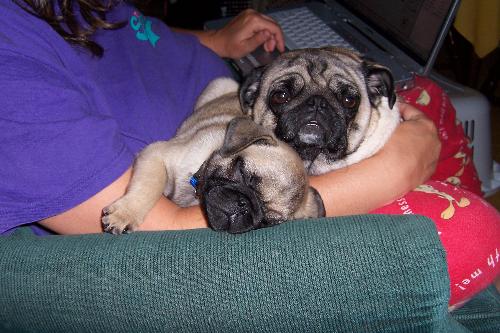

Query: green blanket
<box><xmin>0</xmin><ymin>214</ymin><xmax>470</xmax><ymax>332</ymax></box>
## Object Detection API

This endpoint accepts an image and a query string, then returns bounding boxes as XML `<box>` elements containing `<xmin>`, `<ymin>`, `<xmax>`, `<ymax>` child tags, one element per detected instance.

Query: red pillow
<box><xmin>372</xmin><ymin>77</ymin><xmax>499</xmax><ymax>307</ymax></box>
<box><xmin>399</xmin><ymin>75</ymin><xmax>482</xmax><ymax>196</ymax></box>
<box><xmin>372</xmin><ymin>180</ymin><xmax>500</xmax><ymax>307</ymax></box>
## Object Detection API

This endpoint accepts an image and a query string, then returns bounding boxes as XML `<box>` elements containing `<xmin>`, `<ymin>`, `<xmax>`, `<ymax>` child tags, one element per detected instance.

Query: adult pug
<box><xmin>102</xmin><ymin>78</ymin><xmax>325</xmax><ymax>235</ymax></box>
<box><xmin>239</xmin><ymin>47</ymin><xmax>400</xmax><ymax>175</ymax></box>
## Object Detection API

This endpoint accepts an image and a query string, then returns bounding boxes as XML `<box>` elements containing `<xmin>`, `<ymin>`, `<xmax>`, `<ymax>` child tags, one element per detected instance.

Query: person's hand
<box><xmin>382</xmin><ymin>101</ymin><xmax>441</xmax><ymax>188</ymax></box>
<box><xmin>309</xmin><ymin>101</ymin><xmax>441</xmax><ymax>216</ymax></box>
<box><xmin>202</xmin><ymin>9</ymin><xmax>285</xmax><ymax>59</ymax></box>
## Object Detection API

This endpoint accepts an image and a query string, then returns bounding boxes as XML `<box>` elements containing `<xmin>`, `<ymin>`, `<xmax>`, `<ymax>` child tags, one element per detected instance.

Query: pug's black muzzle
<box><xmin>200</xmin><ymin>179</ymin><xmax>266</xmax><ymax>234</ymax></box>
<box><xmin>275</xmin><ymin>95</ymin><xmax>348</xmax><ymax>162</ymax></box>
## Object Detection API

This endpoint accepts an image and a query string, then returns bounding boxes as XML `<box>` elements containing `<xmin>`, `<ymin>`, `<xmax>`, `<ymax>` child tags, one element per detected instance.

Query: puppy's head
<box><xmin>239</xmin><ymin>47</ymin><xmax>397</xmax><ymax>165</ymax></box>
<box><xmin>194</xmin><ymin>117</ymin><xmax>325</xmax><ymax>234</ymax></box>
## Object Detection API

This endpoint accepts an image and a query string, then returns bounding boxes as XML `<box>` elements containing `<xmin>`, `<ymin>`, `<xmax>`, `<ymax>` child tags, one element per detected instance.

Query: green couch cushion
<box><xmin>0</xmin><ymin>215</ymin><xmax>468</xmax><ymax>332</ymax></box>
<box><xmin>451</xmin><ymin>284</ymin><xmax>500</xmax><ymax>332</ymax></box>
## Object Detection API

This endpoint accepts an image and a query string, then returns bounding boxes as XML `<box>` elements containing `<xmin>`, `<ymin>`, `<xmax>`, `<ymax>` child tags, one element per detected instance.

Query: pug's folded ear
<box><xmin>220</xmin><ymin>117</ymin><xmax>277</xmax><ymax>157</ymax></box>
<box><xmin>363</xmin><ymin>60</ymin><xmax>397</xmax><ymax>109</ymax></box>
<box><xmin>239</xmin><ymin>66</ymin><xmax>267</xmax><ymax>116</ymax></box>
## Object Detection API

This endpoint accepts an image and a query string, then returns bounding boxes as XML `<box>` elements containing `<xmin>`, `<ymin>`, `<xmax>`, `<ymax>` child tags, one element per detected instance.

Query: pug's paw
<box><xmin>101</xmin><ymin>200</ymin><xmax>142</xmax><ymax>234</ymax></box>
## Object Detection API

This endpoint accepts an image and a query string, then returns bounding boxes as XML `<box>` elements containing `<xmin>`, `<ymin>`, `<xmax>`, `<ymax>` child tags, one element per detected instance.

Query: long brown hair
<box><xmin>14</xmin><ymin>0</ymin><xmax>131</xmax><ymax>57</ymax></box>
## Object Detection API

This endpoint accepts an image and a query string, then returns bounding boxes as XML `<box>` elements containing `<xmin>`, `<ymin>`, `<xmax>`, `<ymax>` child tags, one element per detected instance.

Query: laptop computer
<box><xmin>205</xmin><ymin>0</ymin><xmax>461</xmax><ymax>91</ymax></box>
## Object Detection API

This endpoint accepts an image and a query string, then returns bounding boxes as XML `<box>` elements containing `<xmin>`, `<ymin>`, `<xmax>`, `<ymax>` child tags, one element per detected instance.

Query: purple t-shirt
<box><xmin>0</xmin><ymin>1</ymin><xmax>231</xmax><ymax>234</ymax></box>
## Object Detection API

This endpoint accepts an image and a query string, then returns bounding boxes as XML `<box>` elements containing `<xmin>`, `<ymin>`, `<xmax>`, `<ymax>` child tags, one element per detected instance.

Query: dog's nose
<box><xmin>306</xmin><ymin>95</ymin><xmax>329</xmax><ymax>111</ymax></box>
<box><xmin>203</xmin><ymin>185</ymin><xmax>264</xmax><ymax>234</ymax></box>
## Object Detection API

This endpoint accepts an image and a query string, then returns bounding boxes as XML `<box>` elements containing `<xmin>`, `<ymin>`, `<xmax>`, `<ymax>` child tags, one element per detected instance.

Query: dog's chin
<box><xmin>296</xmin><ymin>143</ymin><xmax>348</xmax><ymax>165</ymax></box>
<box><xmin>297</xmin><ymin>121</ymin><xmax>325</xmax><ymax>145</ymax></box>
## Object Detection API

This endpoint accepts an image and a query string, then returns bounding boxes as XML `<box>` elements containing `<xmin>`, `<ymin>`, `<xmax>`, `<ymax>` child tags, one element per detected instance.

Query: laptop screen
<box><xmin>335</xmin><ymin>0</ymin><xmax>456</xmax><ymax>65</ymax></box>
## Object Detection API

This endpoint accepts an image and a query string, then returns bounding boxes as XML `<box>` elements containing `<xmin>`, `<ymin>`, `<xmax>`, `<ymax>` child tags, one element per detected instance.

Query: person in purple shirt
<box><xmin>0</xmin><ymin>0</ymin><xmax>440</xmax><ymax>235</ymax></box>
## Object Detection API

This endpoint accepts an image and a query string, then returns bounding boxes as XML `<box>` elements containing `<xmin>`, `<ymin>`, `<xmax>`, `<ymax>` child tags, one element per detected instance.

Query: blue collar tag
<box><xmin>189</xmin><ymin>176</ymin><xmax>198</xmax><ymax>188</ymax></box>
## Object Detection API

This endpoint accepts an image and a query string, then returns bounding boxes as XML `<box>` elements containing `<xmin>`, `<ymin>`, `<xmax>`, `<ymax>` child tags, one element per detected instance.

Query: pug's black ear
<box><xmin>363</xmin><ymin>60</ymin><xmax>397</xmax><ymax>109</ymax></box>
<box><xmin>239</xmin><ymin>66</ymin><xmax>266</xmax><ymax>115</ymax></box>
<box><xmin>220</xmin><ymin>117</ymin><xmax>277</xmax><ymax>156</ymax></box>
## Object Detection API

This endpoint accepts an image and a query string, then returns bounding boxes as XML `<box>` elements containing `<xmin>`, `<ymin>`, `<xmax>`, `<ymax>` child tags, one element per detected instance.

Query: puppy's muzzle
<box><xmin>202</xmin><ymin>182</ymin><xmax>265</xmax><ymax>234</ymax></box>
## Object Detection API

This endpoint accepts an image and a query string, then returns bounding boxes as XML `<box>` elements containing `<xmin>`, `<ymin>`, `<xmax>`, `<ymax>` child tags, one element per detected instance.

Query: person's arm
<box><xmin>40</xmin><ymin>103</ymin><xmax>439</xmax><ymax>235</ymax></box>
<box><xmin>310</xmin><ymin>102</ymin><xmax>441</xmax><ymax>216</ymax></box>
<box><xmin>40</xmin><ymin>167</ymin><xmax>207</xmax><ymax>235</ymax></box>
<box><xmin>172</xmin><ymin>9</ymin><xmax>285</xmax><ymax>59</ymax></box>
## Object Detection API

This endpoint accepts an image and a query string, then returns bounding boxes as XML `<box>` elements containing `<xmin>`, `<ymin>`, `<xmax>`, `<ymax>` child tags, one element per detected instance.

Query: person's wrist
<box><xmin>200</xmin><ymin>30</ymin><xmax>228</xmax><ymax>58</ymax></box>
<box><xmin>373</xmin><ymin>149</ymin><xmax>414</xmax><ymax>200</ymax></box>
<box><xmin>171</xmin><ymin>205</ymin><xmax>208</xmax><ymax>230</ymax></box>
<box><xmin>376</xmin><ymin>130</ymin><xmax>425</xmax><ymax>196</ymax></box>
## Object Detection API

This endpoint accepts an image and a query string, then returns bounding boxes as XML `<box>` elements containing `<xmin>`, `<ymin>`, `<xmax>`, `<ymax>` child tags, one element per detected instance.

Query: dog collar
<box><xmin>189</xmin><ymin>175</ymin><xmax>200</xmax><ymax>198</ymax></box>
<box><xmin>189</xmin><ymin>175</ymin><xmax>198</xmax><ymax>188</ymax></box>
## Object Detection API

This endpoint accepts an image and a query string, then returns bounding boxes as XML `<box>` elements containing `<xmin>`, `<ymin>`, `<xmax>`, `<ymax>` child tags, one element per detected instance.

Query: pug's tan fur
<box><xmin>240</xmin><ymin>47</ymin><xmax>400</xmax><ymax>175</ymax></box>
<box><xmin>102</xmin><ymin>78</ymin><xmax>324</xmax><ymax>234</ymax></box>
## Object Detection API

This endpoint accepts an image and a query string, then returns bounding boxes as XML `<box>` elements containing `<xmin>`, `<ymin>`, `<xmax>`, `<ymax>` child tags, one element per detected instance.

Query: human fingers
<box><xmin>258</xmin><ymin>14</ymin><xmax>286</xmax><ymax>52</ymax></box>
<box><xmin>239</xmin><ymin>10</ymin><xmax>285</xmax><ymax>52</ymax></box>
<box><xmin>397</xmin><ymin>101</ymin><xmax>426</xmax><ymax>121</ymax></box>
<box><xmin>398</xmin><ymin>102</ymin><xmax>439</xmax><ymax>144</ymax></box>
<box><xmin>393</xmin><ymin>107</ymin><xmax>441</xmax><ymax>184</ymax></box>
<box><xmin>211</xmin><ymin>10</ymin><xmax>283</xmax><ymax>58</ymax></box>
<box><xmin>263</xmin><ymin>36</ymin><xmax>277</xmax><ymax>52</ymax></box>
<box><xmin>243</xmin><ymin>30</ymin><xmax>273</xmax><ymax>55</ymax></box>
<box><xmin>398</xmin><ymin>102</ymin><xmax>439</xmax><ymax>147</ymax></box>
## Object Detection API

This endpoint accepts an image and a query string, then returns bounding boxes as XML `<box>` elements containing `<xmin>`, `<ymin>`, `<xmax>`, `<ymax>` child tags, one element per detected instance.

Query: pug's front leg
<box><xmin>102</xmin><ymin>142</ymin><xmax>170</xmax><ymax>234</ymax></box>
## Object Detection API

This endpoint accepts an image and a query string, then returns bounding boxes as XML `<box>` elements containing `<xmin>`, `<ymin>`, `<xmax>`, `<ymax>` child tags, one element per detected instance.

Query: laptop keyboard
<box><xmin>269</xmin><ymin>7</ymin><xmax>356</xmax><ymax>51</ymax></box>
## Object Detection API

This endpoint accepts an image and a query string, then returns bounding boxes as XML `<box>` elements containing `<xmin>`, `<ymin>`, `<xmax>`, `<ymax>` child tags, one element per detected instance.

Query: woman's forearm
<box><xmin>310</xmin><ymin>149</ymin><xmax>416</xmax><ymax>216</ymax></box>
<box><xmin>40</xmin><ymin>168</ymin><xmax>208</xmax><ymax>234</ymax></box>
<box><xmin>311</xmin><ymin>102</ymin><xmax>441</xmax><ymax>216</ymax></box>
<box><xmin>137</xmin><ymin>198</ymin><xmax>208</xmax><ymax>232</ymax></box>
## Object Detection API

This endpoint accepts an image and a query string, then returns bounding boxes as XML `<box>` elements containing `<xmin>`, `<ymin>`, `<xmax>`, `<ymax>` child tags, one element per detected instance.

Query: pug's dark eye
<box><xmin>270</xmin><ymin>90</ymin><xmax>290</xmax><ymax>105</ymax></box>
<box><xmin>341</xmin><ymin>95</ymin><xmax>359</xmax><ymax>109</ymax></box>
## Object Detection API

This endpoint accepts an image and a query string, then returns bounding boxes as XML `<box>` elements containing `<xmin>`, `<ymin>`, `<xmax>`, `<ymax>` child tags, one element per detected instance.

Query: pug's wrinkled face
<box><xmin>240</xmin><ymin>47</ymin><xmax>397</xmax><ymax>167</ymax></box>
<box><xmin>194</xmin><ymin>117</ymin><xmax>325</xmax><ymax>234</ymax></box>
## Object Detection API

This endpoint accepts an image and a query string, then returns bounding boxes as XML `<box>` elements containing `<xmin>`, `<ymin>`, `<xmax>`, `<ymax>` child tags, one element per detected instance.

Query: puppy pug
<box><xmin>102</xmin><ymin>78</ymin><xmax>325</xmax><ymax>234</ymax></box>
<box><xmin>239</xmin><ymin>47</ymin><xmax>400</xmax><ymax>175</ymax></box>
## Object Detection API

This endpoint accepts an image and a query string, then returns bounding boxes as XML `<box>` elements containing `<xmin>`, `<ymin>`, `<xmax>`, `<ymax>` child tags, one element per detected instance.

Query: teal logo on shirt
<box><xmin>130</xmin><ymin>11</ymin><xmax>160</xmax><ymax>47</ymax></box>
